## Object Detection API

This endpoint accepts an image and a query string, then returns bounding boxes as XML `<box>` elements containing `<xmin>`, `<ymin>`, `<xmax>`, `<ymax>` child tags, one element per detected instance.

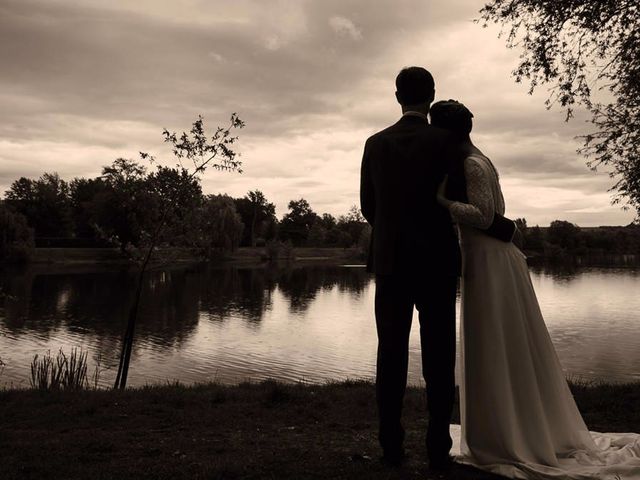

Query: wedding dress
<box><xmin>446</xmin><ymin>153</ymin><xmax>640</xmax><ymax>479</ymax></box>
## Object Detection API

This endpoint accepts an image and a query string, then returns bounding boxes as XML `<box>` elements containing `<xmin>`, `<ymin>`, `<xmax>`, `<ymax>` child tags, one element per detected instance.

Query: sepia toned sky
<box><xmin>0</xmin><ymin>0</ymin><xmax>634</xmax><ymax>226</ymax></box>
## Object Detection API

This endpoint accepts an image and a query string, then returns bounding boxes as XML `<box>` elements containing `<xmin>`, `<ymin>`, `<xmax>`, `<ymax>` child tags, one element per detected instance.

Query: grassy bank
<box><xmin>1</xmin><ymin>380</ymin><xmax>638</xmax><ymax>480</ymax></box>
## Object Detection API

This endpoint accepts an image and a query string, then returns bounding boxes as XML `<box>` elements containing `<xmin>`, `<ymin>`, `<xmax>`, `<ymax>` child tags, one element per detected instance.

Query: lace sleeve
<box><xmin>448</xmin><ymin>157</ymin><xmax>495</xmax><ymax>229</ymax></box>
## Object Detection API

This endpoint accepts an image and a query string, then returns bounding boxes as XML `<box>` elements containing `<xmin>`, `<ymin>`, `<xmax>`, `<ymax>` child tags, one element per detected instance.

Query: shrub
<box><xmin>265</xmin><ymin>240</ymin><xmax>293</xmax><ymax>262</ymax></box>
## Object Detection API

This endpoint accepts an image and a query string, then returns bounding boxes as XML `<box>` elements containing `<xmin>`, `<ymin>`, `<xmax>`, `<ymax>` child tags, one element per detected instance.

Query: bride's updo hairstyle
<box><xmin>430</xmin><ymin>99</ymin><xmax>474</xmax><ymax>136</ymax></box>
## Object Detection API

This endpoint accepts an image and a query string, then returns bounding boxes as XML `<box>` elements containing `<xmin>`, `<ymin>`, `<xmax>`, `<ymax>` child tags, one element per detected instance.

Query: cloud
<box><xmin>264</xmin><ymin>35</ymin><xmax>283</xmax><ymax>51</ymax></box>
<box><xmin>329</xmin><ymin>16</ymin><xmax>363</xmax><ymax>41</ymax></box>
<box><xmin>208</xmin><ymin>51</ymin><xmax>226</xmax><ymax>63</ymax></box>
<box><xmin>0</xmin><ymin>0</ymin><xmax>635</xmax><ymax>226</ymax></box>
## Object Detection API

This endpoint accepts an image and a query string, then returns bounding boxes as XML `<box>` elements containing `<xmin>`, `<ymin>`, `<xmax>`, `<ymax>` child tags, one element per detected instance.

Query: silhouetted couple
<box><xmin>360</xmin><ymin>66</ymin><xmax>640</xmax><ymax>478</ymax></box>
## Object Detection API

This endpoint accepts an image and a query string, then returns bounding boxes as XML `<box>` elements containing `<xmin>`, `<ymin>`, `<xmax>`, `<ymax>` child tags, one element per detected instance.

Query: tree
<box><xmin>71</xmin><ymin>160</ymin><xmax>205</xmax><ymax>249</ymax></box>
<box><xmin>337</xmin><ymin>205</ymin><xmax>367</xmax><ymax>247</ymax></box>
<box><xmin>279</xmin><ymin>199</ymin><xmax>319</xmax><ymax>246</ymax></box>
<box><xmin>69</xmin><ymin>177</ymin><xmax>109</xmax><ymax>240</ymax></box>
<box><xmin>196</xmin><ymin>195</ymin><xmax>244</xmax><ymax>256</ymax></box>
<box><xmin>5</xmin><ymin>173</ymin><xmax>73</xmax><ymax>237</ymax></box>
<box><xmin>5</xmin><ymin>177</ymin><xmax>38</xmax><ymax>229</ymax></box>
<box><xmin>319</xmin><ymin>213</ymin><xmax>337</xmax><ymax>230</ymax></box>
<box><xmin>233</xmin><ymin>190</ymin><xmax>277</xmax><ymax>247</ymax></box>
<box><xmin>101</xmin><ymin>157</ymin><xmax>147</xmax><ymax>185</ymax></box>
<box><xmin>480</xmin><ymin>1</ymin><xmax>640</xmax><ymax>217</ymax></box>
<box><xmin>0</xmin><ymin>202</ymin><xmax>34</xmax><ymax>262</ymax></box>
<box><xmin>547</xmin><ymin>220</ymin><xmax>582</xmax><ymax>251</ymax></box>
<box><xmin>146</xmin><ymin>166</ymin><xmax>204</xmax><ymax>246</ymax></box>
<box><xmin>113</xmin><ymin>114</ymin><xmax>244</xmax><ymax>390</ymax></box>
<box><xmin>526</xmin><ymin>225</ymin><xmax>544</xmax><ymax>250</ymax></box>
<box><xmin>307</xmin><ymin>221</ymin><xmax>327</xmax><ymax>247</ymax></box>
<box><xmin>94</xmin><ymin>158</ymin><xmax>150</xmax><ymax>249</ymax></box>
<box><xmin>343</xmin><ymin>205</ymin><xmax>365</xmax><ymax>224</ymax></box>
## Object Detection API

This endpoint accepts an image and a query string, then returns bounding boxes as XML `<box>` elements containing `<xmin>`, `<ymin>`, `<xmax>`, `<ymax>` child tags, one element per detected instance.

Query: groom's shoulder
<box><xmin>366</xmin><ymin>123</ymin><xmax>397</xmax><ymax>142</ymax></box>
<box><xmin>364</xmin><ymin>120</ymin><xmax>454</xmax><ymax>147</ymax></box>
<box><xmin>362</xmin><ymin>125</ymin><xmax>395</xmax><ymax>155</ymax></box>
<box><xmin>364</xmin><ymin>118</ymin><xmax>419</xmax><ymax>148</ymax></box>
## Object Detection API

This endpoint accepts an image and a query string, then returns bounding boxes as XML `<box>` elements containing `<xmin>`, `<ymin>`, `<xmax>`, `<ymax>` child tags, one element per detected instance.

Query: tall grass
<box><xmin>91</xmin><ymin>352</ymin><xmax>106</xmax><ymax>390</ymax></box>
<box><xmin>30</xmin><ymin>348</ymin><xmax>89</xmax><ymax>391</ymax></box>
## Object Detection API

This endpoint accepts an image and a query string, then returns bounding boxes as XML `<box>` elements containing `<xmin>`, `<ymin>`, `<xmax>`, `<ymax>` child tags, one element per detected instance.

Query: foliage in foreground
<box><xmin>29</xmin><ymin>348</ymin><xmax>92</xmax><ymax>391</ymax></box>
<box><xmin>114</xmin><ymin>114</ymin><xmax>245</xmax><ymax>390</ymax></box>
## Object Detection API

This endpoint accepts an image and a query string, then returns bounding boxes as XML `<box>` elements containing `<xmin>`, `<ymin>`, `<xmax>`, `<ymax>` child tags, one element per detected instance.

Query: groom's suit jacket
<box><xmin>360</xmin><ymin>114</ymin><xmax>465</xmax><ymax>276</ymax></box>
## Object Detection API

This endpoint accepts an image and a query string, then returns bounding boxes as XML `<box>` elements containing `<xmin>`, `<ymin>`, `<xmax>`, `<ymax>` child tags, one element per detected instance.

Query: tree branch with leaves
<box><xmin>479</xmin><ymin>0</ymin><xmax>640</xmax><ymax>218</ymax></box>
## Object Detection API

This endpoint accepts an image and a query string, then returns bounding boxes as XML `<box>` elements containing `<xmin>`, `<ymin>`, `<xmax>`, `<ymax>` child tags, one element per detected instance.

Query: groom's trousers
<box><xmin>374</xmin><ymin>270</ymin><xmax>457</xmax><ymax>460</ymax></box>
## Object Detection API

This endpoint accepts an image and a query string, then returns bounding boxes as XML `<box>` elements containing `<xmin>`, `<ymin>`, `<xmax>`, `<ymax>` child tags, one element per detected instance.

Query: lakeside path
<box><xmin>1</xmin><ymin>380</ymin><xmax>638</xmax><ymax>480</ymax></box>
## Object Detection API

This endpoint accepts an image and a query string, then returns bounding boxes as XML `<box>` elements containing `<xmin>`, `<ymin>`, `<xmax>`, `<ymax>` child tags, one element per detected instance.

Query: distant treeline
<box><xmin>0</xmin><ymin>159</ymin><xmax>370</xmax><ymax>263</ymax></box>
<box><xmin>515</xmin><ymin>219</ymin><xmax>640</xmax><ymax>259</ymax></box>
<box><xmin>2</xmin><ymin>160</ymin><xmax>639</xmax><ymax>264</ymax></box>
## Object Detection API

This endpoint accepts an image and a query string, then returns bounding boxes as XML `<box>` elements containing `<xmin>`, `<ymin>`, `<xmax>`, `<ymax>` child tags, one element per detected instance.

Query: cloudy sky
<box><xmin>0</xmin><ymin>0</ymin><xmax>634</xmax><ymax>226</ymax></box>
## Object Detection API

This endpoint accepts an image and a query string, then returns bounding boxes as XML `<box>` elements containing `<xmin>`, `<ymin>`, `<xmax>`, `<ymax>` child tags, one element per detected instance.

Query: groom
<box><xmin>359</xmin><ymin>66</ymin><xmax>463</xmax><ymax>469</ymax></box>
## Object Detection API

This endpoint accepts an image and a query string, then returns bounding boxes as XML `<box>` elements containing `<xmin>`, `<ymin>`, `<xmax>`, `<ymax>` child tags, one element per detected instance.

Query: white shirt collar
<box><xmin>402</xmin><ymin>111</ymin><xmax>429</xmax><ymax>122</ymax></box>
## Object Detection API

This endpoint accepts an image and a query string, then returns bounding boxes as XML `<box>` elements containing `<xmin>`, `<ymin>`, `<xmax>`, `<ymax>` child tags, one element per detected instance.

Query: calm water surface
<box><xmin>1</xmin><ymin>263</ymin><xmax>639</xmax><ymax>388</ymax></box>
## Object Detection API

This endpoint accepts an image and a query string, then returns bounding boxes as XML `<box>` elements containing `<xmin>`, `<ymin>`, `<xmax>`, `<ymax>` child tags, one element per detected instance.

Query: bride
<box><xmin>432</xmin><ymin>99</ymin><xmax>640</xmax><ymax>479</ymax></box>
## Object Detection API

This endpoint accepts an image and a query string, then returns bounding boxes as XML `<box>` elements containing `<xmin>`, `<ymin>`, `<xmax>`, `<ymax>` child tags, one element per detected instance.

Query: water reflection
<box><xmin>1</xmin><ymin>263</ymin><xmax>639</xmax><ymax>388</ymax></box>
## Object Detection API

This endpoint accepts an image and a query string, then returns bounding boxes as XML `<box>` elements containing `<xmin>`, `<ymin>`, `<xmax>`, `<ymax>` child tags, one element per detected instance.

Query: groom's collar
<box><xmin>401</xmin><ymin>111</ymin><xmax>429</xmax><ymax>124</ymax></box>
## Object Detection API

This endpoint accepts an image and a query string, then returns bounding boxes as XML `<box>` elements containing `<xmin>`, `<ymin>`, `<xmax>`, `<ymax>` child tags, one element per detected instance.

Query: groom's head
<box><xmin>395</xmin><ymin>67</ymin><xmax>435</xmax><ymax>113</ymax></box>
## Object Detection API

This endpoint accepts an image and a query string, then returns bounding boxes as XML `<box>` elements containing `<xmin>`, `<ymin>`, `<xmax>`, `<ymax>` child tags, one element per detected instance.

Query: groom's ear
<box><xmin>395</xmin><ymin>91</ymin><xmax>403</xmax><ymax>105</ymax></box>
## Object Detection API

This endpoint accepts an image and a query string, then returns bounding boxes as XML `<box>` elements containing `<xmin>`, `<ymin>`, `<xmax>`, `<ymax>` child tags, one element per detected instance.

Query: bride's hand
<box><xmin>437</xmin><ymin>175</ymin><xmax>452</xmax><ymax>207</ymax></box>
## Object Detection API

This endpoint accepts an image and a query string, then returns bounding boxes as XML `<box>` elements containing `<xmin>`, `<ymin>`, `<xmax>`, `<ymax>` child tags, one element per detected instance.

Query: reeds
<box><xmin>29</xmin><ymin>348</ymin><xmax>89</xmax><ymax>391</ymax></box>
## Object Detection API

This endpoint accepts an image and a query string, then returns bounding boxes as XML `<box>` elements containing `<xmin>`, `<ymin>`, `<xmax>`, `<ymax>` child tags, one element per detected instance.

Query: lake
<box><xmin>1</xmin><ymin>262</ymin><xmax>639</xmax><ymax>389</ymax></box>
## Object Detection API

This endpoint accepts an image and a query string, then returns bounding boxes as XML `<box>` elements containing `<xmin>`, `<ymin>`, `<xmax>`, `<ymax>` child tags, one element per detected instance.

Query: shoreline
<box><xmin>1</xmin><ymin>379</ymin><xmax>638</xmax><ymax>480</ymax></box>
<box><xmin>1</xmin><ymin>247</ymin><xmax>636</xmax><ymax>268</ymax></box>
<box><xmin>21</xmin><ymin>246</ymin><xmax>365</xmax><ymax>266</ymax></box>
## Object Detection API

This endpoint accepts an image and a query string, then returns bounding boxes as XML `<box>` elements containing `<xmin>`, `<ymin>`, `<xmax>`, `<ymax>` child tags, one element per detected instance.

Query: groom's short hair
<box><xmin>395</xmin><ymin>67</ymin><xmax>435</xmax><ymax>106</ymax></box>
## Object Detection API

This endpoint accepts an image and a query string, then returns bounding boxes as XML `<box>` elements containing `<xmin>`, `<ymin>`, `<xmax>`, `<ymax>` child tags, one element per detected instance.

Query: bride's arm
<box><xmin>440</xmin><ymin>157</ymin><xmax>495</xmax><ymax>229</ymax></box>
